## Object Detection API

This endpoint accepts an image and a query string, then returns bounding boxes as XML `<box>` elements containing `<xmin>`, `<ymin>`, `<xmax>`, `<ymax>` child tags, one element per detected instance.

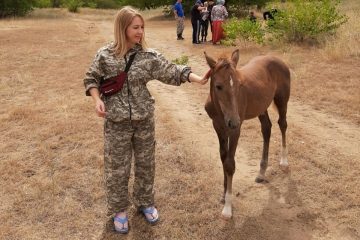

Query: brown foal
<box><xmin>204</xmin><ymin>49</ymin><xmax>291</xmax><ymax>218</ymax></box>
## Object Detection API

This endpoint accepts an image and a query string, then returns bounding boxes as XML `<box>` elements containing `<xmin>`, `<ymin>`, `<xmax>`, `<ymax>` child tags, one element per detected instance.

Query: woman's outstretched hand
<box><xmin>189</xmin><ymin>72</ymin><xmax>209</xmax><ymax>85</ymax></box>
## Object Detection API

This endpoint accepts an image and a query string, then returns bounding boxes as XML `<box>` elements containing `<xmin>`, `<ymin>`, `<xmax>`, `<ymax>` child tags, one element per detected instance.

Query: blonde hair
<box><xmin>113</xmin><ymin>6</ymin><xmax>147</xmax><ymax>57</ymax></box>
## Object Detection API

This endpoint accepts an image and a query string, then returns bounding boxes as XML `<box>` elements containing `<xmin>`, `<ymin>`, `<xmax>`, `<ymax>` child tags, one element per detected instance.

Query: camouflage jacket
<box><xmin>84</xmin><ymin>43</ymin><xmax>191</xmax><ymax>122</ymax></box>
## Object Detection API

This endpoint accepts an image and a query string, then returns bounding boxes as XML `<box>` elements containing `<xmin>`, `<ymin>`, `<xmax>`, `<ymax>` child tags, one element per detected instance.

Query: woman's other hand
<box><xmin>89</xmin><ymin>88</ymin><xmax>107</xmax><ymax>118</ymax></box>
<box><xmin>95</xmin><ymin>99</ymin><xmax>106</xmax><ymax>118</ymax></box>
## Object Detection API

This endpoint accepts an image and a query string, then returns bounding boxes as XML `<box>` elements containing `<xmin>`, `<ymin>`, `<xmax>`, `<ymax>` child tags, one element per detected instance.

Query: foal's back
<box><xmin>238</xmin><ymin>55</ymin><xmax>290</xmax><ymax>119</ymax></box>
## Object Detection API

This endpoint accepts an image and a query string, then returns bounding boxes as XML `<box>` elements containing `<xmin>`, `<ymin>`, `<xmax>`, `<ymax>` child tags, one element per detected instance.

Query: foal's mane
<box><xmin>214</xmin><ymin>57</ymin><xmax>235</xmax><ymax>73</ymax></box>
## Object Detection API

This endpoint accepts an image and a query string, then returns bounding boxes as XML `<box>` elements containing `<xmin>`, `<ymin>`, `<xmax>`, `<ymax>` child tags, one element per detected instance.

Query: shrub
<box><xmin>0</xmin><ymin>0</ymin><xmax>34</xmax><ymax>17</ymax></box>
<box><xmin>34</xmin><ymin>0</ymin><xmax>52</xmax><ymax>8</ymax></box>
<box><xmin>172</xmin><ymin>55</ymin><xmax>189</xmax><ymax>65</ymax></box>
<box><xmin>95</xmin><ymin>0</ymin><xmax>119</xmax><ymax>9</ymax></box>
<box><xmin>223</xmin><ymin>18</ymin><xmax>265</xmax><ymax>45</ymax></box>
<box><xmin>64</xmin><ymin>0</ymin><xmax>82</xmax><ymax>12</ymax></box>
<box><xmin>81</xmin><ymin>0</ymin><xmax>96</xmax><ymax>8</ymax></box>
<box><xmin>266</xmin><ymin>0</ymin><xmax>348</xmax><ymax>43</ymax></box>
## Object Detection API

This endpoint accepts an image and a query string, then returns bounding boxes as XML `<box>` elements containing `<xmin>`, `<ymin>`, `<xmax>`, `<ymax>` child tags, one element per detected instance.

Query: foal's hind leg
<box><xmin>274</xmin><ymin>97</ymin><xmax>289</xmax><ymax>168</ymax></box>
<box><xmin>256</xmin><ymin>111</ymin><xmax>272</xmax><ymax>183</ymax></box>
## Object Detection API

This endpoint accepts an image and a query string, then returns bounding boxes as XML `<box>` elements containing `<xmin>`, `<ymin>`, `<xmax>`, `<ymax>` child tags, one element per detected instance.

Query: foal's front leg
<box><xmin>212</xmin><ymin>121</ymin><xmax>228</xmax><ymax>203</ymax></box>
<box><xmin>221</xmin><ymin>130</ymin><xmax>240</xmax><ymax>219</ymax></box>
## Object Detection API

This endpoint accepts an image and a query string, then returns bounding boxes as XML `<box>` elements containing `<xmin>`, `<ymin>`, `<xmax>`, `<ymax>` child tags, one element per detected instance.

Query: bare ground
<box><xmin>0</xmin><ymin>8</ymin><xmax>359</xmax><ymax>240</ymax></box>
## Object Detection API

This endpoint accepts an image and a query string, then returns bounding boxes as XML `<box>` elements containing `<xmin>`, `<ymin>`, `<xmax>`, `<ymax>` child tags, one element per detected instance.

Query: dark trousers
<box><xmin>201</xmin><ymin>19</ymin><xmax>209</xmax><ymax>40</ymax></box>
<box><xmin>191</xmin><ymin>19</ymin><xmax>201</xmax><ymax>43</ymax></box>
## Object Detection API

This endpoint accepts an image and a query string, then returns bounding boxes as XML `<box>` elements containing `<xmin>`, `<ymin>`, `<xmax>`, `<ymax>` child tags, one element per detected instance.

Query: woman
<box><xmin>211</xmin><ymin>0</ymin><xmax>228</xmax><ymax>44</ymax></box>
<box><xmin>83</xmin><ymin>6</ymin><xmax>208</xmax><ymax>234</ymax></box>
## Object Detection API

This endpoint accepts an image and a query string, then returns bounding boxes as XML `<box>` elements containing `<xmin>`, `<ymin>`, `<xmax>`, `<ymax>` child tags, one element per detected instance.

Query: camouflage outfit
<box><xmin>84</xmin><ymin>43</ymin><xmax>191</xmax><ymax>215</ymax></box>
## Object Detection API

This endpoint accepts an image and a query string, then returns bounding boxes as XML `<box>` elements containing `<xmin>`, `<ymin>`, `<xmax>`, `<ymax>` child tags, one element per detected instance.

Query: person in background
<box><xmin>249</xmin><ymin>11</ymin><xmax>257</xmax><ymax>22</ymax></box>
<box><xmin>211</xmin><ymin>0</ymin><xmax>228</xmax><ymax>44</ymax></box>
<box><xmin>190</xmin><ymin>0</ymin><xmax>206</xmax><ymax>44</ymax></box>
<box><xmin>207</xmin><ymin>0</ymin><xmax>215</xmax><ymax>41</ymax></box>
<box><xmin>174</xmin><ymin>0</ymin><xmax>185</xmax><ymax>40</ymax></box>
<box><xmin>200</xmin><ymin>1</ymin><xmax>210</xmax><ymax>42</ymax></box>
<box><xmin>263</xmin><ymin>8</ymin><xmax>278</xmax><ymax>20</ymax></box>
<box><xmin>83</xmin><ymin>6</ymin><xmax>208</xmax><ymax>234</ymax></box>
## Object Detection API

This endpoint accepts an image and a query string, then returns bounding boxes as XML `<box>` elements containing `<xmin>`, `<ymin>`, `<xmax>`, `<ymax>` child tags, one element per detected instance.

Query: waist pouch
<box><xmin>99</xmin><ymin>72</ymin><xmax>127</xmax><ymax>97</ymax></box>
<box><xmin>99</xmin><ymin>52</ymin><xmax>137</xmax><ymax>97</ymax></box>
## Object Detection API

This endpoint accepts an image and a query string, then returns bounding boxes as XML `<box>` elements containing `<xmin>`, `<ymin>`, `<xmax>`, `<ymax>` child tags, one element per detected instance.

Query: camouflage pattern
<box><xmin>84</xmin><ymin>43</ymin><xmax>191</xmax><ymax>215</ymax></box>
<box><xmin>84</xmin><ymin>43</ymin><xmax>191</xmax><ymax>122</ymax></box>
<box><xmin>104</xmin><ymin>116</ymin><xmax>156</xmax><ymax>214</ymax></box>
<box><xmin>177</xmin><ymin>17</ymin><xmax>185</xmax><ymax>36</ymax></box>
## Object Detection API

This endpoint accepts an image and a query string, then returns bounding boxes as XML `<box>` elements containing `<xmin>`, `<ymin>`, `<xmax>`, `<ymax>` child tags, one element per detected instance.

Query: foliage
<box><xmin>223</xmin><ymin>18</ymin><xmax>264</xmax><ymax>44</ymax></box>
<box><xmin>0</xmin><ymin>0</ymin><xmax>34</xmax><ymax>17</ymax></box>
<box><xmin>51</xmin><ymin>0</ymin><xmax>61</xmax><ymax>7</ymax></box>
<box><xmin>64</xmin><ymin>0</ymin><xmax>82</xmax><ymax>12</ymax></box>
<box><xmin>81</xmin><ymin>0</ymin><xmax>97</xmax><ymax>8</ymax></box>
<box><xmin>96</xmin><ymin>0</ymin><xmax>119</xmax><ymax>9</ymax></box>
<box><xmin>172</xmin><ymin>55</ymin><xmax>189</xmax><ymax>65</ymax></box>
<box><xmin>266</xmin><ymin>0</ymin><xmax>348</xmax><ymax>43</ymax></box>
<box><xmin>34</xmin><ymin>0</ymin><xmax>52</xmax><ymax>8</ymax></box>
<box><xmin>226</xmin><ymin>0</ymin><xmax>271</xmax><ymax>17</ymax></box>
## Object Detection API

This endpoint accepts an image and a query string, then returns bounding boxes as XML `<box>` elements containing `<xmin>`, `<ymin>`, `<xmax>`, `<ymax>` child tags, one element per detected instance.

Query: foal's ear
<box><xmin>231</xmin><ymin>49</ymin><xmax>240</xmax><ymax>66</ymax></box>
<box><xmin>204</xmin><ymin>51</ymin><xmax>216</xmax><ymax>69</ymax></box>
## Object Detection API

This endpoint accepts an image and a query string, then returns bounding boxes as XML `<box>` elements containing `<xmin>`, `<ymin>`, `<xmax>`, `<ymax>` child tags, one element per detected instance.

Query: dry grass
<box><xmin>321</xmin><ymin>1</ymin><xmax>360</xmax><ymax>59</ymax></box>
<box><xmin>0</xmin><ymin>5</ymin><xmax>359</xmax><ymax>240</ymax></box>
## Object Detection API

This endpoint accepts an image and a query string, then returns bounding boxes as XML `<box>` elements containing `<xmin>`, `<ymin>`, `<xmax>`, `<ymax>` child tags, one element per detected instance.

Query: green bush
<box><xmin>81</xmin><ymin>0</ymin><xmax>96</xmax><ymax>8</ymax></box>
<box><xmin>64</xmin><ymin>0</ymin><xmax>82</xmax><ymax>12</ymax></box>
<box><xmin>34</xmin><ymin>0</ymin><xmax>52</xmax><ymax>8</ymax></box>
<box><xmin>172</xmin><ymin>55</ymin><xmax>189</xmax><ymax>65</ymax></box>
<box><xmin>0</xmin><ymin>0</ymin><xmax>34</xmax><ymax>17</ymax></box>
<box><xmin>96</xmin><ymin>0</ymin><xmax>119</xmax><ymax>9</ymax></box>
<box><xmin>266</xmin><ymin>0</ymin><xmax>348</xmax><ymax>43</ymax></box>
<box><xmin>223</xmin><ymin>18</ymin><xmax>265</xmax><ymax>44</ymax></box>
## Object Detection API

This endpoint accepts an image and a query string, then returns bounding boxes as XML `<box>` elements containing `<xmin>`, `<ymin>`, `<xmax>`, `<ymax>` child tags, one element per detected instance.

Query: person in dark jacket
<box><xmin>190</xmin><ymin>0</ymin><xmax>206</xmax><ymax>44</ymax></box>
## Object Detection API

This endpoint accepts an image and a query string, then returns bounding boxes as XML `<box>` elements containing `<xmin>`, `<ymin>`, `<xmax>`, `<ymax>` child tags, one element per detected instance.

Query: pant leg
<box><xmin>192</xmin><ymin>20</ymin><xmax>201</xmax><ymax>43</ymax></box>
<box><xmin>201</xmin><ymin>20</ymin><xmax>205</xmax><ymax>38</ymax></box>
<box><xmin>104</xmin><ymin>119</ymin><xmax>133</xmax><ymax>216</ymax></box>
<box><xmin>204</xmin><ymin>20</ymin><xmax>209</xmax><ymax>39</ymax></box>
<box><xmin>132</xmin><ymin>116</ymin><xmax>156</xmax><ymax>208</ymax></box>
<box><xmin>177</xmin><ymin>17</ymin><xmax>184</xmax><ymax>36</ymax></box>
<box><xmin>192</xmin><ymin>20</ymin><xmax>197</xmax><ymax>43</ymax></box>
<box><xmin>196</xmin><ymin>20</ymin><xmax>201</xmax><ymax>42</ymax></box>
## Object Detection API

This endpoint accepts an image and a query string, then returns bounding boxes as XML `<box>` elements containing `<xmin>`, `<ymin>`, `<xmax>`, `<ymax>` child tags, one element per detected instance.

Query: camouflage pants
<box><xmin>177</xmin><ymin>17</ymin><xmax>185</xmax><ymax>35</ymax></box>
<box><xmin>103</xmin><ymin>117</ymin><xmax>155</xmax><ymax>215</ymax></box>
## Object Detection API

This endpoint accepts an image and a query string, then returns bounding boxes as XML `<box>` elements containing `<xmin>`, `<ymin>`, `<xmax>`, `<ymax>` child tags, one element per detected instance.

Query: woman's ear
<box><xmin>204</xmin><ymin>51</ymin><xmax>216</xmax><ymax>69</ymax></box>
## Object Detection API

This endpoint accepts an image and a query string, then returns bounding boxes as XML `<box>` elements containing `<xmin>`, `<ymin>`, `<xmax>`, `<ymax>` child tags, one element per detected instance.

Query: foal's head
<box><xmin>204</xmin><ymin>49</ymin><xmax>241</xmax><ymax>129</ymax></box>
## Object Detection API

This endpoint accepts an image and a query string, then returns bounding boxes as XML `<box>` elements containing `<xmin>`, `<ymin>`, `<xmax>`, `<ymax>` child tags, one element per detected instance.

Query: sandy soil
<box><xmin>0</xmin><ymin>8</ymin><xmax>359</xmax><ymax>240</ymax></box>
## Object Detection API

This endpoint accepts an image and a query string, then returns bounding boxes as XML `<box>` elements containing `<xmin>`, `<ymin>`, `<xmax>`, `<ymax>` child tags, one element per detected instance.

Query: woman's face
<box><xmin>126</xmin><ymin>16</ymin><xmax>144</xmax><ymax>46</ymax></box>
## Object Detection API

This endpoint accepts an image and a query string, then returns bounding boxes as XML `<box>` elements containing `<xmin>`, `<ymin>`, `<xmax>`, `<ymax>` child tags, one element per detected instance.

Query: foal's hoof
<box><xmin>279</xmin><ymin>163</ymin><xmax>290</xmax><ymax>172</ymax></box>
<box><xmin>255</xmin><ymin>176</ymin><xmax>268</xmax><ymax>183</ymax></box>
<box><xmin>221</xmin><ymin>206</ymin><xmax>232</xmax><ymax>220</ymax></box>
<box><xmin>221</xmin><ymin>213</ymin><xmax>232</xmax><ymax>220</ymax></box>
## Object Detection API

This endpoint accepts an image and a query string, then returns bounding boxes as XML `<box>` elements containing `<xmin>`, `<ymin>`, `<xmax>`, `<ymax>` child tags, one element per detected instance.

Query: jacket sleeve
<box><xmin>84</xmin><ymin>51</ymin><xmax>103</xmax><ymax>96</ymax></box>
<box><xmin>149</xmin><ymin>50</ymin><xmax>191</xmax><ymax>86</ymax></box>
<box><xmin>223</xmin><ymin>6</ymin><xmax>228</xmax><ymax>18</ymax></box>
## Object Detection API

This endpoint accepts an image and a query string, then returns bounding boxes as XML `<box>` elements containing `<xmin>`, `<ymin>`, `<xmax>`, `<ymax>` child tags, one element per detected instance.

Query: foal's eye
<box><xmin>215</xmin><ymin>85</ymin><xmax>223</xmax><ymax>91</ymax></box>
